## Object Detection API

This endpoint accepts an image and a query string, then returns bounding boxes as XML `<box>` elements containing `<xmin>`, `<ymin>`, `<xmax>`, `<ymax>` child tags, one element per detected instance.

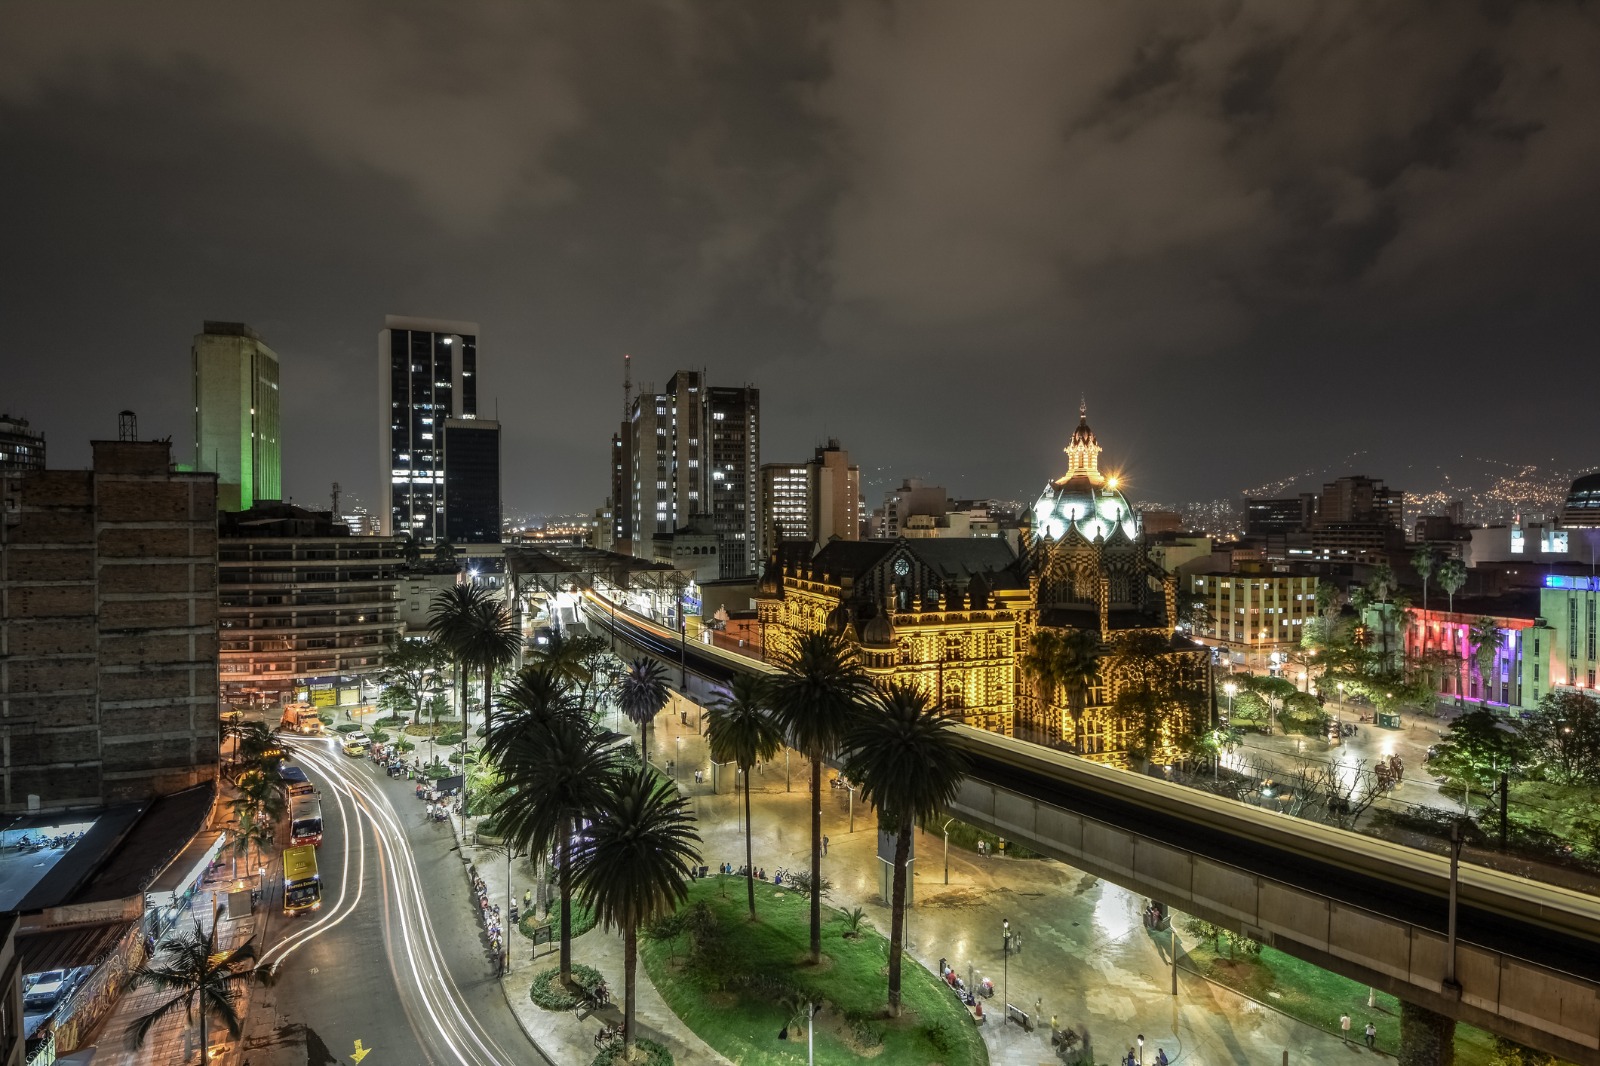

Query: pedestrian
<box><xmin>1034</xmin><ymin>997</ymin><xmax>1042</xmax><ymax>1024</ymax></box>
<box><xmin>823</xmin><ymin>835</ymin><xmax>829</xmax><ymax>855</ymax></box>
<box><xmin>523</xmin><ymin>889</ymin><xmax>532</xmax><ymax>911</ymax></box>
<box><xmin>1340</xmin><ymin>1013</ymin><xmax>1351</xmax><ymax>1042</ymax></box>
<box><xmin>1364</xmin><ymin>1022</ymin><xmax>1377</xmax><ymax>1049</ymax></box>
<box><xmin>1155</xmin><ymin>1049</ymin><xmax>1169</xmax><ymax>1066</ymax></box>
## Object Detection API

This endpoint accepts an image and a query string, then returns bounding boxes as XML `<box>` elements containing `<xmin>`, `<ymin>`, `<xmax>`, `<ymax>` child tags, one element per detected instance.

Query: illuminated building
<box><xmin>759</xmin><ymin>439</ymin><xmax>861</xmax><ymax>559</ymax></box>
<box><xmin>628</xmin><ymin>370</ymin><xmax>760</xmax><ymax>579</ymax></box>
<box><xmin>378</xmin><ymin>315</ymin><xmax>481</xmax><ymax>543</ymax></box>
<box><xmin>757</xmin><ymin>404</ymin><xmax>1208</xmax><ymax>769</ymax></box>
<box><xmin>218</xmin><ymin>503</ymin><xmax>406</xmax><ymax>704</ymax></box>
<box><xmin>1189</xmin><ymin>565</ymin><xmax>1320</xmax><ymax>670</ymax></box>
<box><xmin>1519</xmin><ymin>573</ymin><xmax>1600</xmax><ymax>708</ymax></box>
<box><xmin>193</xmin><ymin>321</ymin><xmax>280</xmax><ymax>512</ymax></box>
<box><xmin>0</xmin><ymin>414</ymin><xmax>45</xmax><ymax>474</ymax></box>
<box><xmin>1401</xmin><ymin>592</ymin><xmax>1538</xmax><ymax>711</ymax></box>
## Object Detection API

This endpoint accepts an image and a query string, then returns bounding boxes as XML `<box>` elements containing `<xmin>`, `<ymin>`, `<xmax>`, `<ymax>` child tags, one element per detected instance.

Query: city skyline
<box><xmin>4</xmin><ymin>4</ymin><xmax>1598</xmax><ymax>517</ymax></box>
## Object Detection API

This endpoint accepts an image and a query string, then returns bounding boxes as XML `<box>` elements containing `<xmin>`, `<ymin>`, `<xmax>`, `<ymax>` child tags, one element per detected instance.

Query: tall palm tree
<box><xmin>575</xmin><ymin>766</ymin><xmax>702</xmax><ymax>1057</ymax></box>
<box><xmin>1020</xmin><ymin>628</ymin><xmax>1102</xmax><ymax>747</ymax></box>
<box><xmin>1469</xmin><ymin>616</ymin><xmax>1501</xmax><ymax>708</ymax></box>
<box><xmin>428</xmin><ymin>584</ymin><xmax>521</xmax><ymax>735</ymax></box>
<box><xmin>618</xmin><ymin>657</ymin><xmax>671</xmax><ymax>757</ymax></box>
<box><xmin>230</xmin><ymin>808</ymin><xmax>276</xmax><ymax>878</ymax></box>
<box><xmin>1106</xmin><ymin>631</ymin><xmax>1176</xmax><ymax>772</ymax></box>
<box><xmin>231</xmin><ymin>769</ymin><xmax>285</xmax><ymax>827</ymax></box>
<box><xmin>486</xmin><ymin>691</ymin><xmax>620</xmax><ymax>982</ymax></box>
<box><xmin>706</xmin><ymin>674</ymin><xmax>784</xmax><ymax>921</ymax></box>
<box><xmin>1412</xmin><ymin>544</ymin><xmax>1439</xmax><ymax>654</ymax></box>
<box><xmin>1438</xmin><ymin>558</ymin><xmax>1468</xmax><ymax>707</ymax></box>
<box><xmin>840</xmin><ymin>683</ymin><xmax>968</xmax><ymax>1016</ymax></box>
<box><xmin>1019</xmin><ymin>630</ymin><xmax>1066</xmax><ymax>742</ymax></box>
<box><xmin>129</xmin><ymin>915</ymin><xmax>255</xmax><ymax>1060</ymax></box>
<box><xmin>766</xmin><ymin>631</ymin><xmax>869</xmax><ymax>963</ymax></box>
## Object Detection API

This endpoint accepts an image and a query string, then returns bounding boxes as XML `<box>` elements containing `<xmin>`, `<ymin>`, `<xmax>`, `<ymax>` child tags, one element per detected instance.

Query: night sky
<box><xmin>4</xmin><ymin>2</ymin><xmax>1597</xmax><ymax>516</ymax></box>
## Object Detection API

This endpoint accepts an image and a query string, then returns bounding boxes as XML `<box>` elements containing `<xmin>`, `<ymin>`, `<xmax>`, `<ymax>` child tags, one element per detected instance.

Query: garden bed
<box><xmin>639</xmin><ymin>877</ymin><xmax>986</xmax><ymax>1066</ymax></box>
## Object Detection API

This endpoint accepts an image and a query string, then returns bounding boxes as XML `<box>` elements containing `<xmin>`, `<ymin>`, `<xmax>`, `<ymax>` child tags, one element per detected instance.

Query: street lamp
<box><xmin>1002</xmin><ymin>918</ymin><xmax>1011</xmax><ymax>1019</ymax></box>
<box><xmin>1137</xmin><ymin>1033</ymin><xmax>1145</xmax><ymax>1064</ymax></box>
<box><xmin>942</xmin><ymin>817</ymin><xmax>954</xmax><ymax>884</ymax></box>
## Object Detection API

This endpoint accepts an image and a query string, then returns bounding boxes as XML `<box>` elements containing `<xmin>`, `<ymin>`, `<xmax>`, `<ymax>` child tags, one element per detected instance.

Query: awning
<box><xmin>149</xmin><ymin>831</ymin><xmax>225</xmax><ymax>897</ymax></box>
<box><xmin>17</xmin><ymin>919</ymin><xmax>135</xmax><ymax>976</ymax></box>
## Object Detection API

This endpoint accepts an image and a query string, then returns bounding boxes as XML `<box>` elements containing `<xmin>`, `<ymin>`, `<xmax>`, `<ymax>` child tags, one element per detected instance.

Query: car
<box><xmin>342</xmin><ymin>733</ymin><xmax>370</xmax><ymax>756</ymax></box>
<box><xmin>24</xmin><ymin>970</ymin><xmax>66</xmax><ymax>1011</ymax></box>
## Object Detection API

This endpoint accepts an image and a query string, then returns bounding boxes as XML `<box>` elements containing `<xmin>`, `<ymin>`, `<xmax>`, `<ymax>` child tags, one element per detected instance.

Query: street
<box><xmin>238</xmin><ymin>737</ymin><xmax>547</xmax><ymax>1066</ymax></box>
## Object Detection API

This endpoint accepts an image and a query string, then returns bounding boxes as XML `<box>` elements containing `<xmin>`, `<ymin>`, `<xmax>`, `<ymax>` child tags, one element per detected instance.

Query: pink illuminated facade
<box><xmin>1403</xmin><ymin>597</ymin><xmax>1539</xmax><ymax>712</ymax></box>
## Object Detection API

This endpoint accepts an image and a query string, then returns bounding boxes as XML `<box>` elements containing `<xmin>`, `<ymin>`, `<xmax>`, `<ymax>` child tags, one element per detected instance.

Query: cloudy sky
<box><xmin>4</xmin><ymin>1</ymin><xmax>1597</xmax><ymax>515</ymax></box>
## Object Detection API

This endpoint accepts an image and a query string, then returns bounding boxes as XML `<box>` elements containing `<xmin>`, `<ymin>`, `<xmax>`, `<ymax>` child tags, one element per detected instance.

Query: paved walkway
<box><xmin>83</xmin><ymin>868</ymin><xmax>263</xmax><ymax>1066</ymax></box>
<box><xmin>470</xmin><ymin>689</ymin><xmax>1381</xmax><ymax>1066</ymax></box>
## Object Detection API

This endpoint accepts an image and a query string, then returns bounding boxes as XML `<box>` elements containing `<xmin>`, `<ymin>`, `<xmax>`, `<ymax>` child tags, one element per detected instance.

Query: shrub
<box><xmin>520</xmin><ymin>899</ymin><xmax>597</xmax><ymax>941</ymax></box>
<box><xmin>784</xmin><ymin>870</ymin><xmax>832</xmax><ymax>900</ymax></box>
<box><xmin>591</xmin><ymin>1036</ymin><xmax>672</xmax><ymax>1066</ymax></box>
<box><xmin>437</xmin><ymin>733</ymin><xmax>464</xmax><ymax>747</ymax></box>
<box><xmin>923</xmin><ymin>1020</ymin><xmax>952</xmax><ymax>1054</ymax></box>
<box><xmin>335</xmin><ymin>723</ymin><xmax>362</xmax><ymax>734</ymax></box>
<box><xmin>847</xmin><ymin>1013</ymin><xmax>883</xmax><ymax>1048</ymax></box>
<box><xmin>528</xmin><ymin>963</ymin><xmax>606</xmax><ymax>1011</ymax></box>
<box><xmin>839</xmin><ymin>906</ymin><xmax>868</xmax><ymax>938</ymax></box>
<box><xmin>424</xmin><ymin>764</ymin><xmax>453</xmax><ymax>780</ymax></box>
<box><xmin>393</xmin><ymin>737</ymin><xmax>415</xmax><ymax>753</ymax></box>
<box><xmin>375</xmin><ymin>714</ymin><xmax>408</xmax><ymax>727</ymax></box>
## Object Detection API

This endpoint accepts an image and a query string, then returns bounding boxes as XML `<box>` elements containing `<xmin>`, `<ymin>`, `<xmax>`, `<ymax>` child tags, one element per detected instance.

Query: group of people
<box><xmin>467</xmin><ymin>864</ymin><xmax>505</xmax><ymax>960</ymax></box>
<box><xmin>1340</xmin><ymin>1013</ymin><xmax>1379</xmax><ymax>1048</ymax></box>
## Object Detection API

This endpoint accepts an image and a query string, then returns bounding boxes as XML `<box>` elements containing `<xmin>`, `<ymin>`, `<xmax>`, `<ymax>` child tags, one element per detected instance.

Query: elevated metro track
<box><xmin>586</xmin><ymin>594</ymin><xmax>1600</xmax><ymax>1062</ymax></box>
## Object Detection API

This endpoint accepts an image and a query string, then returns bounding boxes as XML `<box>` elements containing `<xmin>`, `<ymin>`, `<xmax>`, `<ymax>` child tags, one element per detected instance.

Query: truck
<box><xmin>279</xmin><ymin>703</ymin><xmax>324</xmax><ymax>736</ymax></box>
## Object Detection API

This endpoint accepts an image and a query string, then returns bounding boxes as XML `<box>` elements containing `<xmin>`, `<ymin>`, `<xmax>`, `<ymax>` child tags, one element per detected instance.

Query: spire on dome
<box><xmin>1058</xmin><ymin>397</ymin><xmax>1104</xmax><ymax>486</ymax></box>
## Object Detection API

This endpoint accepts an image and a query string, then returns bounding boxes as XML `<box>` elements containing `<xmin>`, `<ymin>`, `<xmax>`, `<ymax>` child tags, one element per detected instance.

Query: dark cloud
<box><xmin>2</xmin><ymin>1</ymin><xmax>1597</xmax><ymax>515</ymax></box>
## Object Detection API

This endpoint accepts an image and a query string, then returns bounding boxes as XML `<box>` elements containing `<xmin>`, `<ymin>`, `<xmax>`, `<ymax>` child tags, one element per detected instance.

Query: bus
<box><xmin>277</xmin><ymin>764</ymin><xmax>316</xmax><ymax>799</ymax></box>
<box><xmin>289</xmin><ymin>795</ymin><xmax>323</xmax><ymax>847</ymax></box>
<box><xmin>283</xmin><ymin>845</ymin><xmax>321</xmax><ymax>915</ymax></box>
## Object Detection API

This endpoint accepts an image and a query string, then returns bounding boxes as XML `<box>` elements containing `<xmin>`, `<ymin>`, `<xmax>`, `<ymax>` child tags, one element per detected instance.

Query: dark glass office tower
<box><xmin>377</xmin><ymin>316</ymin><xmax>479</xmax><ymax>542</ymax></box>
<box><xmin>443</xmin><ymin>418</ymin><xmax>502</xmax><ymax>544</ymax></box>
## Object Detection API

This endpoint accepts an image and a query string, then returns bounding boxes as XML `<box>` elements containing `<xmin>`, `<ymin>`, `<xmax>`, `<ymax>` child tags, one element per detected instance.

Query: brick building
<box><xmin>0</xmin><ymin>437</ymin><xmax>219</xmax><ymax>811</ymax></box>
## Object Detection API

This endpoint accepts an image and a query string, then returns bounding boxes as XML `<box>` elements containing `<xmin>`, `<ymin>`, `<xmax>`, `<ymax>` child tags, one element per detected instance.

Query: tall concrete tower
<box><xmin>192</xmin><ymin>321</ymin><xmax>281</xmax><ymax>512</ymax></box>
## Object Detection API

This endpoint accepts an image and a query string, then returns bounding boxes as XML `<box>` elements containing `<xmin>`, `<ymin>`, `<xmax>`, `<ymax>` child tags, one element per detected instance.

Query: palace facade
<box><xmin>756</xmin><ymin>405</ymin><xmax>1211</xmax><ymax>769</ymax></box>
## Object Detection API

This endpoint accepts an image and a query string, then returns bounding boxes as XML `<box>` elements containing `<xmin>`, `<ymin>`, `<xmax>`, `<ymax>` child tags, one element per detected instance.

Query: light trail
<box><xmin>290</xmin><ymin>740</ymin><xmax>537</xmax><ymax>1066</ymax></box>
<box><xmin>258</xmin><ymin>740</ymin><xmax>369</xmax><ymax>972</ymax></box>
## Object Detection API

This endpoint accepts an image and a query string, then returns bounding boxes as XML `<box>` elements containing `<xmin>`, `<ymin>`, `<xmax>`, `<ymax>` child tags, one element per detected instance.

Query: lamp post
<box><xmin>942</xmin><ymin>817</ymin><xmax>954</xmax><ymax>884</ymax></box>
<box><xmin>1221</xmin><ymin>682</ymin><xmax>1236</xmax><ymax>778</ymax></box>
<box><xmin>1002</xmin><ymin>918</ymin><xmax>1011</xmax><ymax>1020</ymax></box>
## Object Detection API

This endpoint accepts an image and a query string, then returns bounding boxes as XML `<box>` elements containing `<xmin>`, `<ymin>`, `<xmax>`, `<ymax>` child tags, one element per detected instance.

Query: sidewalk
<box><xmin>471</xmin><ymin>690</ymin><xmax>1375</xmax><ymax>1065</ymax></box>
<box><xmin>83</xmin><ymin>868</ymin><xmax>262</xmax><ymax>1066</ymax></box>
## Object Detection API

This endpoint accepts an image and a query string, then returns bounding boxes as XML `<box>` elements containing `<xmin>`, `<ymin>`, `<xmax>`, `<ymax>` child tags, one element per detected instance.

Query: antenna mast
<box><xmin>331</xmin><ymin>481</ymin><xmax>341</xmax><ymax>516</ymax></box>
<box><xmin>623</xmin><ymin>353</ymin><xmax>633</xmax><ymax>420</ymax></box>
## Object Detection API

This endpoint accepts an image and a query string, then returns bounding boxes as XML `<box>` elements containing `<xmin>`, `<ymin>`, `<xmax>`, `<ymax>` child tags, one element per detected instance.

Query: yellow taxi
<box><xmin>342</xmin><ymin>732</ymin><xmax>370</xmax><ymax>756</ymax></box>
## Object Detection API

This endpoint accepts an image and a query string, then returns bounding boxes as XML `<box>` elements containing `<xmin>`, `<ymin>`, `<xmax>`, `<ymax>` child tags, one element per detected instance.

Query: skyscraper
<box><xmin>378</xmin><ymin>315</ymin><xmax>482</xmax><ymax>542</ymax></box>
<box><xmin>442</xmin><ymin>417</ymin><xmax>502</xmax><ymax>544</ymax></box>
<box><xmin>192</xmin><ymin>321</ymin><xmax>280</xmax><ymax>511</ymax></box>
<box><xmin>628</xmin><ymin>370</ymin><xmax>759</xmax><ymax>578</ymax></box>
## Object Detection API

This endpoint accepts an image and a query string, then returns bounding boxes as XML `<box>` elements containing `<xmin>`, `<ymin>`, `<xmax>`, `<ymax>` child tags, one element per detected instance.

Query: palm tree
<box><xmin>766</xmin><ymin>631</ymin><xmax>869</xmax><ymax>963</ymax></box>
<box><xmin>485</xmin><ymin>689</ymin><xmax>620</xmax><ymax>983</ymax></box>
<box><xmin>706</xmin><ymin>674</ymin><xmax>784</xmax><ymax>921</ymax></box>
<box><xmin>230</xmin><ymin>808</ymin><xmax>275</xmax><ymax>878</ymax></box>
<box><xmin>129</xmin><ymin>914</ymin><xmax>255</xmax><ymax>1060</ymax></box>
<box><xmin>1019</xmin><ymin>630</ymin><xmax>1066</xmax><ymax>742</ymax></box>
<box><xmin>231</xmin><ymin>769</ymin><xmax>285</xmax><ymax>827</ymax></box>
<box><xmin>428</xmin><ymin>584</ymin><xmax>521</xmax><ymax>735</ymax></box>
<box><xmin>1020</xmin><ymin>629</ymin><xmax>1101</xmax><ymax>747</ymax></box>
<box><xmin>1106</xmin><ymin>631</ymin><xmax>1176</xmax><ymax>772</ymax></box>
<box><xmin>1438</xmin><ymin>558</ymin><xmax>1468</xmax><ymax>706</ymax></box>
<box><xmin>1412</xmin><ymin>544</ymin><xmax>1439</xmax><ymax>654</ymax></box>
<box><xmin>618</xmin><ymin>657</ymin><xmax>671</xmax><ymax>757</ymax></box>
<box><xmin>840</xmin><ymin>683</ymin><xmax>968</xmax><ymax>1015</ymax></box>
<box><xmin>576</xmin><ymin>766</ymin><xmax>702</xmax><ymax>1056</ymax></box>
<box><xmin>1469</xmin><ymin>616</ymin><xmax>1501</xmax><ymax>708</ymax></box>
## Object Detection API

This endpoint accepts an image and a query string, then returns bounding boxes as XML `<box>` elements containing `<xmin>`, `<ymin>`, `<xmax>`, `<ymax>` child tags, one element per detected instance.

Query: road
<box><xmin>239</xmin><ymin>737</ymin><xmax>548</xmax><ymax>1066</ymax></box>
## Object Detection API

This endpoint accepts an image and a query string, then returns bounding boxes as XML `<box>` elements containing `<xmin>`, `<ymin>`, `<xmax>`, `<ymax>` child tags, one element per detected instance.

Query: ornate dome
<box><xmin>1032</xmin><ymin>401</ymin><xmax>1138</xmax><ymax>543</ymax></box>
<box><xmin>824</xmin><ymin>601</ymin><xmax>853</xmax><ymax>636</ymax></box>
<box><xmin>859</xmin><ymin>609</ymin><xmax>895</xmax><ymax>647</ymax></box>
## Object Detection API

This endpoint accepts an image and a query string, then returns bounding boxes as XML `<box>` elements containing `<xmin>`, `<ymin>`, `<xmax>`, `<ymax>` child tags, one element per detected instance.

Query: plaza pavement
<box><xmin>467</xmin><ymin>690</ymin><xmax>1388</xmax><ymax>1066</ymax></box>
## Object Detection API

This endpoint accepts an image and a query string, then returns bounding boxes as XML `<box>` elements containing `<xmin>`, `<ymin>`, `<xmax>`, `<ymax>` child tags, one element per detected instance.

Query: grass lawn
<box><xmin>1179</xmin><ymin>934</ymin><xmax>1512</xmax><ymax>1065</ymax></box>
<box><xmin>640</xmin><ymin>877</ymin><xmax>987</xmax><ymax>1066</ymax></box>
